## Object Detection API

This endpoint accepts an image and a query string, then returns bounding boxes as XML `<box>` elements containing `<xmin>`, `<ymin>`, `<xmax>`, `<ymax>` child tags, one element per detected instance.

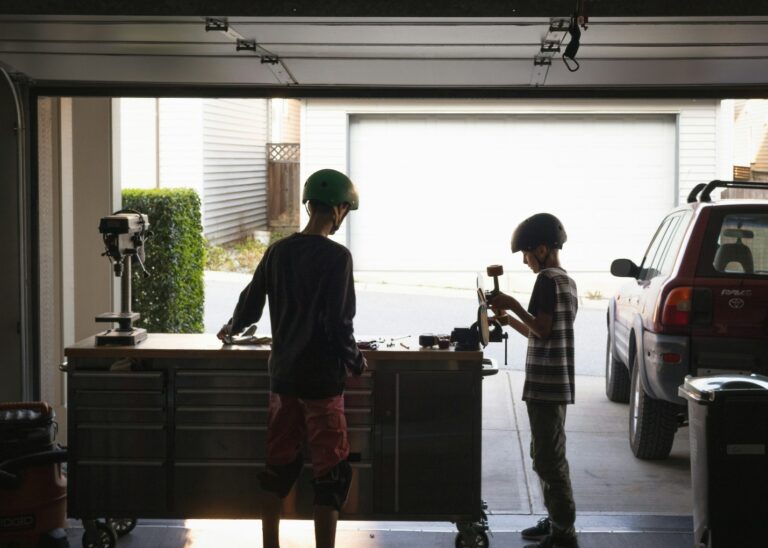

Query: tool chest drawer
<box><xmin>346</xmin><ymin>373</ymin><xmax>374</xmax><ymax>389</ymax></box>
<box><xmin>345</xmin><ymin>407</ymin><xmax>373</xmax><ymax>425</ymax></box>
<box><xmin>72</xmin><ymin>460</ymin><xmax>167</xmax><ymax>516</ymax></box>
<box><xmin>74</xmin><ymin>407</ymin><xmax>165</xmax><ymax>424</ymax></box>
<box><xmin>176</xmin><ymin>406</ymin><xmax>268</xmax><ymax>425</ymax></box>
<box><xmin>175</xmin><ymin>425</ymin><xmax>265</xmax><ymax>459</ymax></box>
<box><xmin>173</xmin><ymin>462</ymin><xmax>262</xmax><ymax>517</ymax></box>
<box><xmin>77</xmin><ymin>424</ymin><xmax>166</xmax><ymax>458</ymax></box>
<box><xmin>75</xmin><ymin>390</ymin><xmax>165</xmax><ymax>408</ymax></box>
<box><xmin>70</xmin><ymin>371</ymin><xmax>164</xmax><ymax>390</ymax></box>
<box><xmin>175</xmin><ymin>370</ymin><xmax>269</xmax><ymax>389</ymax></box>
<box><xmin>344</xmin><ymin>389</ymin><xmax>373</xmax><ymax>408</ymax></box>
<box><xmin>175</xmin><ymin>388</ymin><xmax>267</xmax><ymax>407</ymax></box>
<box><xmin>348</xmin><ymin>427</ymin><xmax>373</xmax><ymax>460</ymax></box>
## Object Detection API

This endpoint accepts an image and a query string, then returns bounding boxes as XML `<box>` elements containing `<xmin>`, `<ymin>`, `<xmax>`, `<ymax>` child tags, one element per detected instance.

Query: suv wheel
<box><xmin>605</xmin><ymin>332</ymin><xmax>630</xmax><ymax>403</ymax></box>
<box><xmin>628</xmin><ymin>352</ymin><xmax>678</xmax><ymax>459</ymax></box>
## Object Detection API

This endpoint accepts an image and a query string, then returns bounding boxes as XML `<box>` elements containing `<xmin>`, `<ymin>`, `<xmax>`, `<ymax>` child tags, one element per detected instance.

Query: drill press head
<box><xmin>99</xmin><ymin>212</ymin><xmax>150</xmax><ymax>276</ymax></box>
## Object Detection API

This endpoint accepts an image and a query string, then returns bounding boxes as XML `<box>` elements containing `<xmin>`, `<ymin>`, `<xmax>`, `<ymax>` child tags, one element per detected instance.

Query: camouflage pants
<box><xmin>526</xmin><ymin>402</ymin><xmax>576</xmax><ymax>539</ymax></box>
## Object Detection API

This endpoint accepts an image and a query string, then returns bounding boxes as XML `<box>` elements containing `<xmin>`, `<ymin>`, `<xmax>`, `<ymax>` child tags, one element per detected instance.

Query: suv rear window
<box><xmin>697</xmin><ymin>210</ymin><xmax>768</xmax><ymax>277</ymax></box>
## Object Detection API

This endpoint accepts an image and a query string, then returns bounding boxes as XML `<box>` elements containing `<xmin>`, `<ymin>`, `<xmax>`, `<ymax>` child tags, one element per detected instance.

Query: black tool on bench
<box><xmin>473</xmin><ymin>266</ymin><xmax>510</xmax><ymax>364</ymax></box>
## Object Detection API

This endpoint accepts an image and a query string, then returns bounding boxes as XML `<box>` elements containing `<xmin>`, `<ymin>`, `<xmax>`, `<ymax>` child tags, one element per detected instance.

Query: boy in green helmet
<box><xmin>218</xmin><ymin>168</ymin><xmax>366</xmax><ymax>548</ymax></box>
<box><xmin>488</xmin><ymin>213</ymin><xmax>579</xmax><ymax>548</ymax></box>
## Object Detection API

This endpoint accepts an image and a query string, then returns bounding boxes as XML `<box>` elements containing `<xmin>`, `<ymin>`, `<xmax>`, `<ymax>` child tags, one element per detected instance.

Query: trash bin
<box><xmin>679</xmin><ymin>374</ymin><xmax>768</xmax><ymax>548</ymax></box>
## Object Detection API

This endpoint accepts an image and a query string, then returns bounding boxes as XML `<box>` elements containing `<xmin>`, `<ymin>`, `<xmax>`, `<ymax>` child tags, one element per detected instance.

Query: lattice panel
<box><xmin>268</xmin><ymin>143</ymin><xmax>300</xmax><ymax>163</ymax></box>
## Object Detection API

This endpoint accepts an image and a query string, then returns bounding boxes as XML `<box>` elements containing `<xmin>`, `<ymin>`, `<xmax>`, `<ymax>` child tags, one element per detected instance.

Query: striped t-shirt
<box><xmin>523</xmin><ymin>267</ymin><xmax>578</xmax><ymax>404</ymax></box>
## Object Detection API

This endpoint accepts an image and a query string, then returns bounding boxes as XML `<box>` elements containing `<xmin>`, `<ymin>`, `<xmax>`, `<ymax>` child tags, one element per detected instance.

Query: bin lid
<box><xmin>679</xmin><ymin>374</ymin><xmax>768</xmax><ymax>403</ymax></box>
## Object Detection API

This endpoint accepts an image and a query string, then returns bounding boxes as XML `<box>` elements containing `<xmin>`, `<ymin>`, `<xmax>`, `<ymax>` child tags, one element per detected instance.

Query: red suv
<box><xmin>606</xmin><ymin>180</ymin><xmax>768</xmax><ymax>459</ymax></box>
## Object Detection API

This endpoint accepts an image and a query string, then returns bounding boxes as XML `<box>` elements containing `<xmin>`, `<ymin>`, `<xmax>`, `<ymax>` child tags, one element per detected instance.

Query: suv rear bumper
<box><xmin>642</xmin><ymin>332</ymin><xmax>768</xmax><ymax>404</ymax></box>
<box><xmin>692</xmin><ymin>336</ymin><xmax>768</xmax><ymax>377</ymax></box>
<box><xmin>642</xmin><ymin>331</ymin><xmax>689</xmax><ymax>405</ymax></box>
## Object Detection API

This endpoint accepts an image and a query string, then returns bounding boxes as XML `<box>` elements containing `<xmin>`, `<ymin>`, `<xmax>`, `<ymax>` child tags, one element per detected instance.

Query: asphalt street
<box><xmin>204</xmin><ymin>271</ymin><xmax>608</xmax><ymax>377</ymax></box>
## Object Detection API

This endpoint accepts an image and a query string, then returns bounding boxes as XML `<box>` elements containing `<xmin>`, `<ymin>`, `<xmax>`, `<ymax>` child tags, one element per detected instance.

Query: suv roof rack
<box><xmin>686</xmin><ymin>179</ymin><xmax>768</xmax><ymax>204</ymax></box>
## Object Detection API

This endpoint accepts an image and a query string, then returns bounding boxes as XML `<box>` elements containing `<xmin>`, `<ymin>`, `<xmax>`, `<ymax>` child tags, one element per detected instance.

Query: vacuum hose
<box><xmin>0</xmin><ymin>447</ymin><xmax>68</xmax><ymax>489</ymax></box>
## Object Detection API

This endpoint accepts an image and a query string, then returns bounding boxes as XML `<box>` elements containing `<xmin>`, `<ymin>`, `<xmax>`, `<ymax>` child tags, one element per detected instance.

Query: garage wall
<box><xmin>302</xmin><ymin>99</ymin><xmax>720</xmax><ymax>294</ymax></box>
<box><xmin>0</xmin><ymin>69</ymin><xmax>23</xmax><ymax>401</ymax></box>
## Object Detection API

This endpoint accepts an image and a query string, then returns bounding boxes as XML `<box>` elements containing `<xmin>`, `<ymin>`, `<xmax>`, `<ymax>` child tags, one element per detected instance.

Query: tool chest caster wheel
<box><xmin>455</xmin><ymin>518</ymin><xmax>490</xmax><ymax>548</ymax></box>
<box><xmin>106</xmin><ymin>518</ymin><xmax>137</xmax><ymax>537</ymax></box>
<box><xmin>455</xmin><ymin>529</ymin><xmax>489</xmax><ymax>548</ymax></box>
<box><xmin>81</xmin><ymin>520</ymin><xmax>118</xmax><ymax>548</ymax></box>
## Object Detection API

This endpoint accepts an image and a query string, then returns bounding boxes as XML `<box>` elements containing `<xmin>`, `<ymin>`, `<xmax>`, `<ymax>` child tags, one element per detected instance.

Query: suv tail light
<box><xmin>661</xmin><ymin>287</ymin><xmax>693</xmax><ymax>326</ymax></box>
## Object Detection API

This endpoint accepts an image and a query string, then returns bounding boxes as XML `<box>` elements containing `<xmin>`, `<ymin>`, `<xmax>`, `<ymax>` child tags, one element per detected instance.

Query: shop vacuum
<box><xmin>0</xmin><ymin>402</ymin><xmax>68</xmax><ymax>548</ymax></box>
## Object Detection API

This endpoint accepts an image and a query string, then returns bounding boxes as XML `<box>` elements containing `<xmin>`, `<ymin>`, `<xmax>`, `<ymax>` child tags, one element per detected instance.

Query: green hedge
<box><xmin>122</xmin><ymin>188</ymin><xmax>205</xmax><ymax>333</ymax></box>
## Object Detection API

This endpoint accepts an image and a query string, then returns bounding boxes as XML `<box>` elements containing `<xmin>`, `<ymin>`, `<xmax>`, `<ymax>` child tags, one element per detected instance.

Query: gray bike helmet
<box><xmin>511</xmin><ymin>213</ymin><xmax>567</xmax><ymax>253</ymax></box>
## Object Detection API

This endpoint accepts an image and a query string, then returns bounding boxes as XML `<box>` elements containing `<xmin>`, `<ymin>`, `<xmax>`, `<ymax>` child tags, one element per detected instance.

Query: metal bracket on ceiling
<box><xmin>203</xmin><ymin>16</ymin><xmax>297</xmax><ymax>85</ymax></box>
<box><xmin>205</xmin><ymin>17</ymin><xmax>228</xmax><ymax>32</ymax></box>
<box><xmin>529</xmin><ymin>17</ymin><xmax>570</xmax><ymax>87</ymax></box>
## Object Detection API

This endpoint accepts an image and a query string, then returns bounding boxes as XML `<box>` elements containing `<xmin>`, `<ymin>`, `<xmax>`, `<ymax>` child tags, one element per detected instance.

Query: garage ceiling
<box><xmin>1</xmin><ymin>2</ymin><xmax>768</xmax><ymax>94</ymax></box>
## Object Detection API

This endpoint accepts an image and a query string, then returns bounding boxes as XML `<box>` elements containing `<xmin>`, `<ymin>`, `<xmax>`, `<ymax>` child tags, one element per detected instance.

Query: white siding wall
<box><xmin>679</xmin><ymin>104</ymin><xmax>718</xmax><ymax>199</ymax></box>
<box><xmin>203</xmin><ymin>98</ymin><xmax>269</xmax><ymax>244</ymax></box>
<box><xmin>302</xmin><ymin>99</ymin><xmax>720</xmax><ymax>292</ymax></box>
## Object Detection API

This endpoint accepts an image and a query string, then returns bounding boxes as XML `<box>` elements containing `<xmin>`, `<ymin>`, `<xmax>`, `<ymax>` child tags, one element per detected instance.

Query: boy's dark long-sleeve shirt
<box><xmin>229</xmin><ymin>233</ymin><xmax>364</xmax><ymax>399</ymax></box>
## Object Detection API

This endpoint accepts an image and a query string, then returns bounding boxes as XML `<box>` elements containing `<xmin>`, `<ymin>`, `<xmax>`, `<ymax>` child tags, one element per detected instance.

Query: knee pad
<box><xmin>258</xmin><ymin>453</ymin><xmax>304</xmax><ymax>498</ymax></box>
<box><xmin>313</xmin><ymin>460</ymin><xmax>352</xmax><ymax>511</ymax></box>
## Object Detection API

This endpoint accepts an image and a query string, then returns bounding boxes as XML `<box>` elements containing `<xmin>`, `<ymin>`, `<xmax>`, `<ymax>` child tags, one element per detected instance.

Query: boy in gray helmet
<box><xmin>488</xmin><ymin>213</ymin><xmax>579</xmax><ymax>548</ymax></box>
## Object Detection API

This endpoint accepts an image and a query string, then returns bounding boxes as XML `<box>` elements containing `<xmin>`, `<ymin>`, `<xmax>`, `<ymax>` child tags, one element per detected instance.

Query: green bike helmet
<box><xmin>302</xmin><ymin>169</ymin><xmax>359</xmax><ymax>210</ymax></box>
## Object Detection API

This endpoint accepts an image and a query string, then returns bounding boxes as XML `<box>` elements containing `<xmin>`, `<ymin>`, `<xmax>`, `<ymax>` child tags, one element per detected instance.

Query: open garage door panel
<box><xmin>349</xmin><ymin>114</ymin><xmax>676</xmax><ymax>276</ymax></box>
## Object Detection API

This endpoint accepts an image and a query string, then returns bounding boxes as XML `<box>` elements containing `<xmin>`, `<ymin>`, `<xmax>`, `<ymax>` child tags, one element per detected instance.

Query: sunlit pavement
<box><xmin>66</xmin><ymin>516</ymin><xmax>693</xmax><ymax>547</ymax></box>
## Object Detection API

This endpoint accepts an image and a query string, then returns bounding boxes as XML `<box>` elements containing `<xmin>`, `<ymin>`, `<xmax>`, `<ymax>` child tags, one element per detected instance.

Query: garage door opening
<box><xmin>37</xmin><ymin>95</ymin><xmax>766</xmax><ymax>527</ymax></box>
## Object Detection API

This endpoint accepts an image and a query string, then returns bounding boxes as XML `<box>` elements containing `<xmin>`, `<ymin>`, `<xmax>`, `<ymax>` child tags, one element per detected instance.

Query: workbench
<box><xmin>64</xmin><ymin>334</ymin><xmax>495</xmax><ymax>545</ymax></box>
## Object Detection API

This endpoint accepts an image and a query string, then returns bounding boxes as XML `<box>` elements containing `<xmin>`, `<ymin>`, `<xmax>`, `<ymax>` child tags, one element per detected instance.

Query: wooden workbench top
<box><xmin>65</xmin><ymin>333</ymin><xmax>484</xmax><ymax>362</ymax></box>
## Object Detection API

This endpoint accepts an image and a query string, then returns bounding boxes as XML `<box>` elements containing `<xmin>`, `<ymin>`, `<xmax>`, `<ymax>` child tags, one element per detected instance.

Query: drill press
<box><xmin>95</xmin><ymin>211</ymin><xmax>150</xmax><ymax>346</ymax></box>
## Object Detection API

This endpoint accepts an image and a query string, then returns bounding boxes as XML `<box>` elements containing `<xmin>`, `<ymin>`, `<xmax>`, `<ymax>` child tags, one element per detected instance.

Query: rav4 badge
<box><xmin>721</xmin><ymin>289</ymin><xmax>752</xmax><ymax>296</ymax></box>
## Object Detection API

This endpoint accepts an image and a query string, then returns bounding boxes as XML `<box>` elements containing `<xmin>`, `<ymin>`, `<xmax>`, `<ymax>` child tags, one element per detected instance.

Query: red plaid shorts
<box><xmin>265</xmin><ymin>392</ymin><xmax>350</xmax><ymax>477</ymax></box>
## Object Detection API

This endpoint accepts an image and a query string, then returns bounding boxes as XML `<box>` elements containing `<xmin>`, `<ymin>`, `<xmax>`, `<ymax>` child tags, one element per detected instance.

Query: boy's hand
<box><xmin>348</xmin><ymin>356</ymin><xmax>367</xmax><ymax>376</ymax></box>
<box><xmin>217</xmin><ymin>323</ymin><xmax>233</xmax><ymax>343</ymax></box>
<box><xmin>490</xmin><ymin>307</ymin><xmax>511</xmax><ymax>326</ymax></box>
<box><xmin>487</xmin><ymin>291</ymin><xmax>518</xmax><ymax>312</ymax></box>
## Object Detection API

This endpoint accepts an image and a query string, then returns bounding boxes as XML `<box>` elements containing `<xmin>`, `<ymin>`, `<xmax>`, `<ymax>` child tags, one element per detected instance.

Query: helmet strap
<box><xmin>330</xmin><ymin>205</ymin><xmax>349</xmax><ymax>235</ymax></box>
<box><xmin>535</xmin><ymin>246</ymin><xmax>552</xmax><ymax>270</ymax></box>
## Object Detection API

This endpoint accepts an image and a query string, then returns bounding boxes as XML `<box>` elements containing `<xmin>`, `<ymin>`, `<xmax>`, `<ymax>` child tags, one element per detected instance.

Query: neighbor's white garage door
<box><xmin>348</xmin><ymin>114</ymin><xmax>676</xmax><ymax>275</ymax></box>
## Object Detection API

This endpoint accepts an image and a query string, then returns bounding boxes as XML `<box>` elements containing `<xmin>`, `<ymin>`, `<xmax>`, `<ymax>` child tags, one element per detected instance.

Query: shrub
<box><xmin>204</xmin><ymin>236</ymin><xmax>273</xmax><ymax>273</ymax></box>
<box><xmin>204</xmin><ymin>238</ymin><xmax>236</xmax><ymax>271</ymax></box>
<box><xmin>122</xmin><ymin>188</ymin><xmax>205</xmax><ymax>333</ymax></box>
<box><xmin>232</xmin><ymin>237</ymin><xmax>269</xmax><ymax>272</ymax></box>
